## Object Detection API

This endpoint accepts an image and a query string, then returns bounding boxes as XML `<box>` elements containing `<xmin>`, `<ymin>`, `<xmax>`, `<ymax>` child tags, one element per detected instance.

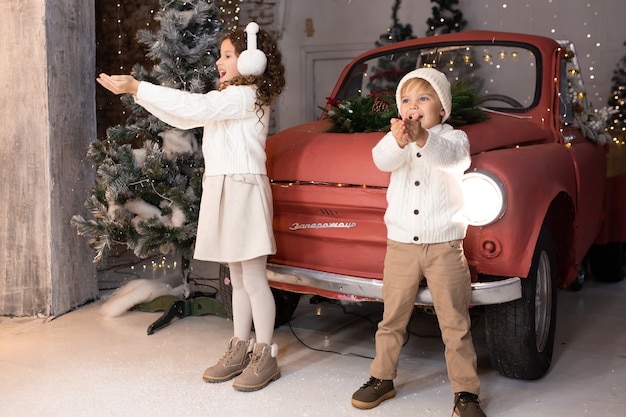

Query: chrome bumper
<box><xmin>267</xmin><ymin>263</ymin><xmax>522</xmax><ymax>305</ymax></box>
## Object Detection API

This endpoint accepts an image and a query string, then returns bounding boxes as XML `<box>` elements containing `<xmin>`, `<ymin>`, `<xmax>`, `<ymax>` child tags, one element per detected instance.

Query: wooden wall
<box><xmin>0</xmin><ymin>0</ymin><xmax>99</xmax><ymax>316</ymax></box>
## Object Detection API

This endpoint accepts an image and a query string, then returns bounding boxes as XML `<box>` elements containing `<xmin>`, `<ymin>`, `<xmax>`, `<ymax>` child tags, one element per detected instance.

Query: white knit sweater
<box><xmin>135</xmin><ymin>82</ymin><xmax>270</xmax><ymax>176</ymax></box>
<box><xmin>372</xmin><ymin>123</ymin><xmax>471</xmax><ymax>244</ymax></box>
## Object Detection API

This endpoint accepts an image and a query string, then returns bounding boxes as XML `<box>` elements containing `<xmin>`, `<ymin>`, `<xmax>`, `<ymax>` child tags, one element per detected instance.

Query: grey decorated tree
<box><xmin>72</xmin><ymin>0</ymin><xmax>222</xmax><ymax>276</ymax></box>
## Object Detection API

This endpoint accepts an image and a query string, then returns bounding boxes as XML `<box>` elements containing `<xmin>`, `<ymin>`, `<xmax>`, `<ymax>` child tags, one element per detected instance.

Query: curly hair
<box><xmin>218</xmin><ymin>25</ymin><xmax>286</xmax><ymax>110</ymax></box>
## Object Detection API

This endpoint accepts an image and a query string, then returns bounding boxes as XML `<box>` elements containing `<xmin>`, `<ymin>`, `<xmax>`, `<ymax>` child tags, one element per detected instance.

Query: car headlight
<box><xmin>462</xmin><ymin>170</ymin><xmax>506</xmax><ymax>226</ymax></box>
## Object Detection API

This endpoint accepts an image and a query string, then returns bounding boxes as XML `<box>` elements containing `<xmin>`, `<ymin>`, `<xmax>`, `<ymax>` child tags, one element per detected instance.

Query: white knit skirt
<box><xmin>193</xmin><ymin>174</ymin><xmax>276</xmax><ymax>263</ymax></box>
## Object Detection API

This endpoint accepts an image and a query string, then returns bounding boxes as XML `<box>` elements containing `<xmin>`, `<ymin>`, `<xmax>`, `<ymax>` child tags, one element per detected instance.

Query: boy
<box><xmin>351</xmin><ymin>68</ymin><xmax>486</xmax><ymax>417</ymax></box>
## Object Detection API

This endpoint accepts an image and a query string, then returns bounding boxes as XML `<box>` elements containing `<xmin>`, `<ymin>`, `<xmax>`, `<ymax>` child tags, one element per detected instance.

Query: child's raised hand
<box><xmin>390</xmin><ymin>117</ymin><xmax>410</xmax><ymax>148</ymax></box>
<box><xmin>391</xmin><ymin>117</ymin><xmax>428</xmax><ymax>148</ymax></box>
<box><xmin>403</xmin><ymin>118</ymin><xmax>428</xmax><ymax>147</ymax></box>
<box><xmin>96</xmin><ymin>73</ymin><xmax>140</xmax><ymax>95</ymax></box>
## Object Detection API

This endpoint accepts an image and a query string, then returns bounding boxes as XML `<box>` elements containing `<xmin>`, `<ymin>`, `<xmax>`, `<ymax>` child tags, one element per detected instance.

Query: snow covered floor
<box><xmin>1</xmin><ymin>262</ymin><xmax>625</xmax><ymax>417</ymax></box>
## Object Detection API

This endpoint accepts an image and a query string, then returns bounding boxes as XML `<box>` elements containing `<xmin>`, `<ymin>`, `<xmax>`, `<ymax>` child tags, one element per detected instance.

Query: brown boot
<box><xmin>232</xmin><ymin>342</ymin><xmax>280</xmax><ymax>391</ymax></box>
<box><xmin>454</xmin><ymin>392</ymin><xmax>487</xmax><ymax>417</ymax></box>
<box><xmin>202</xmin><ymin>337</ymin><xmax>253</xmax><ymax>383</ymax></box>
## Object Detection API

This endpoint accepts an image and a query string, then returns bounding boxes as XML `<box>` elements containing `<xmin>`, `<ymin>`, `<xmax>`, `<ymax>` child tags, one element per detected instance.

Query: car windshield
<box><xmin>335</xmin><ymin>42</ymin><xmax>539</xmax><ymax>112</ymax></box>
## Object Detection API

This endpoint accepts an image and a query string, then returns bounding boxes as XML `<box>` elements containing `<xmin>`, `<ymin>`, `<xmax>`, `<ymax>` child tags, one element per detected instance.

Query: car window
<box><xmin>335</xmin><ymin>43</ymin><xmax>539</xmax><ymax>112</ymax></box>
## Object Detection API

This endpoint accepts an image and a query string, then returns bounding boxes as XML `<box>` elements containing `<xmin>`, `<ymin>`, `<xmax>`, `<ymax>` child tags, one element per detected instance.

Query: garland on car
<box><xmin>564</xmin><ymin>48</ymin><xmax>615</xmax><ymax>145</ymax></box>
<box><xmin>320</xmin><ymin>79</ymin><xmax>490</xmax><ymax>134</ymax></box>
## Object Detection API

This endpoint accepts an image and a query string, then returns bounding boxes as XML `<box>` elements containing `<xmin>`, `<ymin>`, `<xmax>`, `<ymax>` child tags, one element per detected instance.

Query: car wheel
<box><xmin>271</xmin><ymin>288</ymin><xmax>301</xmax><ymax>327</ymax></box>
<box><xmin>218</xmin><ymin>264</ymin><xmax>301</xmax><ymax>329</ymax></box>
<box><xmin>568</xmin><ymin>260</ymin><xmax>586</xmax><ymax>292</ymax></box>
<box><xmin>484</xmin><ymin>226</ymin><xmax>558</xmax><ymax>379</ymax></box>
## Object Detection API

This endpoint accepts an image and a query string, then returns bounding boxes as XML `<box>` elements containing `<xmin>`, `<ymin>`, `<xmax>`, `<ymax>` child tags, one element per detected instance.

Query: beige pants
<box><xmin>370</xmin><ymin>239</ymin><xmax>481</xmax><ymax>395</ymax></box>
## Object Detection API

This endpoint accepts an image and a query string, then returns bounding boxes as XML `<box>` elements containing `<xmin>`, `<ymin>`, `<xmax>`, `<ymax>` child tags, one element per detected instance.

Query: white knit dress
<box><xmin>135</xmin><ymin>82</ymin><xmax>276</xmax><ymax>262</ymax></box>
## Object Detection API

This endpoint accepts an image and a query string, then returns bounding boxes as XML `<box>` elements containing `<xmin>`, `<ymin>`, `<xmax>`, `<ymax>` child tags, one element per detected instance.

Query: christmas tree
<box><xmin>367</xmin><ymin>0</ymin><xmax>417</xmax><ymax>99</ymax></box>
<box><xmin>72</xmin><ymin>0</ymin><xmax>223</xmax><ymax>270</ymax></box>
<box><xmin>424</xmin><ymin>0</ymin><xmax>481</xmax><ymax>92</ymax></box>
<box><xmin>607</xmin><ymin>40</ymin><xmax>626</xmax><ymax>143</ymax></box>
<box><xmin>375</xmin><ymin>0</ymin><xmax>416</xmax><ymax>47</ymax></box>
<box><xmin>426</xmin><ymin>0</ymin><xmax>467</xmax><ymax>37</ymax></box>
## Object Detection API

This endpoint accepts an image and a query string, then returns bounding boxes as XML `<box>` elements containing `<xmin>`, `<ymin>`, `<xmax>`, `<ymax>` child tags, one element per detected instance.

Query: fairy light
<box><xmin>474</xmin><ymin>1</ymin><xmax>625</xmax><ymax>145</ymax></box>
<box><xmin>110</xmin><ymin>3</ymin><xmax>157</xmax><ymax>72</ymax></box>
<box><xmin>116</xmin><ymin>3</ymin><xmax>123</xmax><ymax>67</ymax></box>
<box><xmin>219</xmin><ymin>0</ymin><xmax>240</xmax><ymax>31</ymax></box>
<box><xmin>97</xmin><ymin>1</ymin><xmax>159</xmax><ymax>129</ymax></box>
<box><xmin>468</xmin><ymin>1</ymin><xmax>625</xmax><ymax>157</ymax></box>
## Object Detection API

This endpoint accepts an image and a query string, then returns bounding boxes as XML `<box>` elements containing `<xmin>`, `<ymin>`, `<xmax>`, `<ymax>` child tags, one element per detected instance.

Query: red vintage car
<box><xmin>223</xmin><ymin>30</ymin><xmax>626</xmax><ymax>380</ymax></box>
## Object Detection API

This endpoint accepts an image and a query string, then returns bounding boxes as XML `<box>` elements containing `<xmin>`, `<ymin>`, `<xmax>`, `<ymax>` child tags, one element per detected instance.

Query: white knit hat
<box><xmin>395</xmin><ymin>67</ymin><xmax>452</xmax><ymax>123</ymax></box>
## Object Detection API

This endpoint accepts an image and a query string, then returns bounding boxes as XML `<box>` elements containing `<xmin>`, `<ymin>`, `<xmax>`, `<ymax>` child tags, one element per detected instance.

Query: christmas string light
<box><xmin>116</xmin><ymin>3</ymin><xmax>122</xmax><ymax>69</ymax></box>
<box><xmin>219</xmin><ymin>0</ymin><xmax>240</xmax><ymax>31</ymax></box>
<box><xmin>476</xmin><ymin>1</ymin><xmax>610</xmax><ymax>107</ymax></box>
<box><xmin>472</xmin><ymin>1</ymin><xmax>624</xmax><ymax>151</ymax></box>
<box><xmin>111</xmin><ymin>3</ymin><xmax>157</xmax><ymax>72</ymax></box>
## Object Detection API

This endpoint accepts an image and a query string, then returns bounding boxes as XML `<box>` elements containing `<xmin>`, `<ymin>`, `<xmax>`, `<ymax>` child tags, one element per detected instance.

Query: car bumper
<box><xmin>267</xmin><ymin>263</ymin><xmax>522</xmax><ymax>305</ymax></box>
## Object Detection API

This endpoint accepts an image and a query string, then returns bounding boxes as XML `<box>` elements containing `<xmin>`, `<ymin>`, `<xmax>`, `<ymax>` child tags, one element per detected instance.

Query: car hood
<box><xmin>267</xmin><ymin>113</ymin><xmax>550</xmax><ymax>188</ymax></box>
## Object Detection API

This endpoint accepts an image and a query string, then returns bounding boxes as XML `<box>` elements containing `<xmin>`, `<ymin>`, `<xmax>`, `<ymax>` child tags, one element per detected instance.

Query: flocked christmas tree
<box><xmin>72</xmin><ymin>0</ymin><xmax>223</xmax><ymax>274</ymax></box>
<box><xmin>607</xmin><ymin>40</ymin><xmax>626</xmax><ymax>143</ymax></box>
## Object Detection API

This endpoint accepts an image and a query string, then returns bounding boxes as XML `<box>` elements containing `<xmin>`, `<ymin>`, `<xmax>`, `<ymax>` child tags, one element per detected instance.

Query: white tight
<box><xmin>228</xmin><ymin>255</ymin><xmax>275</xmax><ymax>345</ymax></box>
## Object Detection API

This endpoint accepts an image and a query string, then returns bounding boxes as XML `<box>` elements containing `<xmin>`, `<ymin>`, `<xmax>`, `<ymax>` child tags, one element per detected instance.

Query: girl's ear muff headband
<box><xmin>237</xmin><ymin>22</ymin><xmax>268</xmax><ymax>76</ymax></box>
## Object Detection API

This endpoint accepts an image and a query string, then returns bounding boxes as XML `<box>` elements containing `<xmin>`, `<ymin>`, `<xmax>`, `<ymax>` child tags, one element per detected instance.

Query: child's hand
<box><xmin>96</xmin><ymin>73</ymin><xmax>140</xmax><ymax>95</ymax></box>
<box><xmin>403</xmin><ymin>118</ymin><xmax>428</xmax><ymax>147</ymax></box>
<box><xmin>390</xmin><ymin>117</ymin><xmax>410</xmax><ymax>148</ymax></box>
<box><xmin>390</xmin><ymin>117</ymin><xmax>428</xmax><ymax>148</ymax></box>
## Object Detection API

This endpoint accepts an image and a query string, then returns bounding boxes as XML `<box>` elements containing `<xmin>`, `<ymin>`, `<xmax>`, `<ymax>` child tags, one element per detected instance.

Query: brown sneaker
<box><xmin>232</xmin><ymin>342</ymin><xmax>281</xmax><ymax>392</ymax></box>
<box><xmin>454</xmin><ymin>392</ymin><xmax>487</xmax><ymax>417</ymax></box>
<box><xmin>351</xmin><ymin>377</ymin><xmax>395</xmax><ymax>409</ymax></box>
<box><xmin>202</xmin><ymin>337</ymin><xmax>253</xmax><ymax>383</ymax></box>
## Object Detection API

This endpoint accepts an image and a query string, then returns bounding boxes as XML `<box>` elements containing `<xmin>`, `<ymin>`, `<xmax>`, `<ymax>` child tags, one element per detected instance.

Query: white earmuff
<box><xmin>237</xmin><ymin>22</ymin><xmax>268</xmax><ymax>77</ymax></box>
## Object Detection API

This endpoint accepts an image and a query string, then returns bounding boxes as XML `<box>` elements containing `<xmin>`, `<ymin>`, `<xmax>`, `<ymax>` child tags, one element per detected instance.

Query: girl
<box><xmin>97</xmin><ymin>22</ymin><xmax>286</xmax><ymax>392</ymax></box>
